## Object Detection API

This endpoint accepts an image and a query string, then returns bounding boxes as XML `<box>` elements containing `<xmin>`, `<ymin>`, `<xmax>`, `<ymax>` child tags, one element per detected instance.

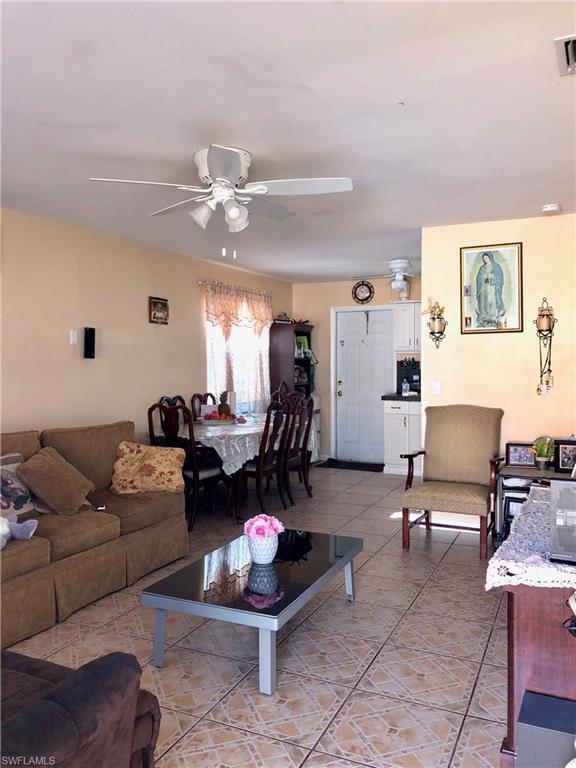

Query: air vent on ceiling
<box><xmin>555</xmin><ymin>35</ymin><xmax>576</xmax><ymax>76</ymax></box>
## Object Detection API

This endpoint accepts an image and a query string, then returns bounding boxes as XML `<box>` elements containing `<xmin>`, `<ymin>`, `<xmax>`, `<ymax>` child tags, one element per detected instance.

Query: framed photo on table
<box><xmin>505</xmin><ymin>442</ymin><xmax>536</xmax><ymax>468</ymax></box>
<box><xmin>460</xmin><ymin>243</ymin><xmax>523</xmax><ymax>334</ymax></box>
<box><xmin>554</xmin><ymin>439</ymin><xmax>576</xmax><ymax>474</ymax></box>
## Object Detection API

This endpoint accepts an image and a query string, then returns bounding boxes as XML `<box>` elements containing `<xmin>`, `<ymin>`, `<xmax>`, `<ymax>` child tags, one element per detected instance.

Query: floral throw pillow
<box><xmin>111</xmin><ymin>441</ymin><xmax>185</xmax><ymax>495</ymax></box>
<box><xmin>1</xmin><ymin>454</ymin><xmax>36</xmax><ymax>518</ymax></box>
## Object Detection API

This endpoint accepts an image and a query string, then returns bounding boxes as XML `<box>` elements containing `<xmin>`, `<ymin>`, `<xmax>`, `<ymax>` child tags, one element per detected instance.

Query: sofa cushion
<box><xmin>1</xmin><ymin>536</ymin><xmax>51</xmax><ymax>581</ymax></box>
<box><xmin>88</xmin><ymin>489</ymin><xmax>184</xmax><ymax>535</ymax></box>
<box><xmin>17</xmin><ymin>447</ymin><xmax>95</xmax><ymax>516</ymax></box>
<box><xmin>403</xmin><ymin>480</ymin><xmax>489</xmax><ymax>517</ymax></box>
<box><xmin>41</xmin><ymin>421</ymin><xmax>135</xmax><ymax>491</ymax></box>
<box><xmin>111</xmin><ymin>442</ymin><xmax>185</xmax><ymax>495</ymax></box>
<box><xmin>0</xmin><ymin>431</ymin><xmax>41</xmax><ymax>461</ymax></box>
<box><xmin>34</xmin><ymin>510</ymin><xmax>120</xmax><ymax>561</ymax></box>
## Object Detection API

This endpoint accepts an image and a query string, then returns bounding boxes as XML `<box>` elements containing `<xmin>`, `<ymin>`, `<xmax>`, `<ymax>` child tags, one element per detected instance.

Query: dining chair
<box><xmin>283</xmin><ymin>395</ymin><xmax>314</xmax><ymax>503</ymax></box>
<box><xmin>191</xmin><ymin>392</ymin><xmax>217</xmax><ymax>420</ymax></box>
<box><xmin>241</xmin><ymin>399</ymin><xmax>291</xmax><ymax>515</ymax></box>
<box><xmin>271</xmin><ymin>381</ymin><xmax>290</xmax><ymax>401</ymax></box>
<box><xmin>147</xmin><ymin>403</ymin><xmax>230</xmax><ymax>529</ymax></box>
<box><xmin>401</xmin><ymin>404</ymin><xmax>504</xmax><ymax>560</ymax></box>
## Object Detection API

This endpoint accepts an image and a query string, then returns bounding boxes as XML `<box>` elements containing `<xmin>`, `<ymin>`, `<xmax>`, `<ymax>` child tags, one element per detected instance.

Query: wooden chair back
<box><xmin>271</xmin><ymin>381</ymin><xmax>290</xmax><ymax>401</ymax></box>
<box><xmin>148</xmin><ymin>403</ymin><xmax>198</xmax><ymax>473</ymax></box>
<box><xmin>257</xmin><ymin>400</ymin><xmax>290</xmax><ymax>475</ymax></box>
<box><xmin>191</xmin><ymin>392</ymin><xmax>217</xmax><ymax>420</ymax></box>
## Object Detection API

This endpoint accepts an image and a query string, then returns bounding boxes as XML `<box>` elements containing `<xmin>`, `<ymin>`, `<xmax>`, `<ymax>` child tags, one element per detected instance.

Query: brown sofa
<box><xmin>1</xmin><ymin>649</ymin><xmax>160</xmax><ymax>767</ymax></box>
<box><xmin>1</xmin><ymin>421</ymin><xmax>189</xmax><ymax>648</ymax></box>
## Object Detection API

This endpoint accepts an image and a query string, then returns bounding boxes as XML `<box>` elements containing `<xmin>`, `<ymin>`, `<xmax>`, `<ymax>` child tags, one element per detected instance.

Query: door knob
<box><xmin>337</xmin><ymin>390</ymin><xmax>343</xmax><ymax>397</ymax></box>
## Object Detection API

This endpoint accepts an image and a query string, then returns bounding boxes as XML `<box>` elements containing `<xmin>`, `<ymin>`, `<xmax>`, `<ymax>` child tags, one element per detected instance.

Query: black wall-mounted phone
<box><xmin>83</xmin><ymin>327</ymin><xmax>95</xmax><ymax>359</ymax></box>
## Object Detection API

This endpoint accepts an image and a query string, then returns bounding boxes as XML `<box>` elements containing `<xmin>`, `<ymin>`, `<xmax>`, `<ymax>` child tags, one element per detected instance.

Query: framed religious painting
<box><xmin>460</xmin><ymin>243</ymin><xmax>523</xmax><ymax>334</ymax></box>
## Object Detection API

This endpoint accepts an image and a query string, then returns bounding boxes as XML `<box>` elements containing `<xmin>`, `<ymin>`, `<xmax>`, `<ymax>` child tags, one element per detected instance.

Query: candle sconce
<box><xmin>426</xmin><ymin>302</ymin><xmax>447</xmax><ymax>349</ymax></box>
<box><xmin>534</xmin><ymin>297</ymin><xmax>556</xmax><ymax>395</ymax></box>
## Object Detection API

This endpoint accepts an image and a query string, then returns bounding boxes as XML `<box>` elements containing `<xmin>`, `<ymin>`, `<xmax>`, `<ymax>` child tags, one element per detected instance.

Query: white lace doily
<box><xmin>194</xmin><ymin>423</ymin><xmax>318</xmax><ymax>476</ymax></box>
<box><xmin>486</xmin><ymin>486</ymin><xmax>576</xmax><ymax>591</ymax></box>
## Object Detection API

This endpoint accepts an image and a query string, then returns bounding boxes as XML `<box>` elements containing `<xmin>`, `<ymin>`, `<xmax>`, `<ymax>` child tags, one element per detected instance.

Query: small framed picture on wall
<box><xmin>149</xmin><ymin>296</ymin><xmax>169</xmax><ymax>325</ymax></box>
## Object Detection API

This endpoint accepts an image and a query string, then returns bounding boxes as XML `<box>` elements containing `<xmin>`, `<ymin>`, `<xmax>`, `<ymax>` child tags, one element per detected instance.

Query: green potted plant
<box><xmin>531</xmin><ymin>436</ymin><xmax>555</xmax><ymax>471</ymax></box>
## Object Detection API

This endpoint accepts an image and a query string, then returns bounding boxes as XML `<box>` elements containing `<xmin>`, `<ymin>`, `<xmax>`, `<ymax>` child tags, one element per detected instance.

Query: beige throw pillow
<box><xmin>111</xmin><ymin>441</ymin><xmax>185</xmax><ymax>495</ymax></box>
<box><xmin>17</xmin><ymin>447</ymin><xmax>95</xmax><ymax>516</ymax></box>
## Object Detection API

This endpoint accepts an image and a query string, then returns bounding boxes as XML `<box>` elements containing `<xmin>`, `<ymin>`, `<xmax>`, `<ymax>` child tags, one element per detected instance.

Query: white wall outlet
<box><xmin>69</xmin><ymin>329</ymin><xmax>79</xmax><ymax>345</ymax></box>
<box><xmin>431</xmin><ymin>380</ymin><xmax>442</xmax><ymax>395</ymax></box>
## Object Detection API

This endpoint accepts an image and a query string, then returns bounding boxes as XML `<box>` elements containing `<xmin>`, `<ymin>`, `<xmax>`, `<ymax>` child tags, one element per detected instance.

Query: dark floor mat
<box><xmin>316</xmin><ymin>459</ymin><xmax>384</xmax><ymax>472</ymax></box>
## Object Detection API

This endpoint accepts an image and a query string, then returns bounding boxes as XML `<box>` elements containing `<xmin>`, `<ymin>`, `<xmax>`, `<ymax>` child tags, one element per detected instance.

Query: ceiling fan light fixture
<box><xmin>225</xmin><ymin>202</ymin><xmax>249</xmax><ymax>232</ymax></box>
<box><xmin>390</xmin><ymin>275</ymin><xmax>408</xmax><ymax>293</ymax></box>
<box><xmin>188</xmin><ymin>199</ymin><xmax>216</xmax><ymax>230</ymax></box>
<box><xmin>223</xmin><ymin>198</ymin><xmax>242</xmax><ymax>220</ymax></box>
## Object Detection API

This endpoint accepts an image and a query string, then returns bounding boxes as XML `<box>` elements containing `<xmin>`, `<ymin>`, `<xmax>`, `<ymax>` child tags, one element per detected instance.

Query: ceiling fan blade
<box><xmin>90</xmin><ymin>177</ymin><xmax>206</xmax><ymax>192</ymax></box>
<box><xmin>149</xmin><ymin>197</ymin><xmax>207</xmax><ymax>217</ymax></box>
<box><xmin>207</xmin><ymin>144</ymin><xmax>242</xmax><ymax>183</ymax></box>
<box><xmin>247</xmin><ymin>196</ymin><xmax>294</xmax><ymax>221</ymax></box>
<box><xmin>243</xmin><ymin>177</ymin><xmax>353</xmax><ymax>196</ymax></box>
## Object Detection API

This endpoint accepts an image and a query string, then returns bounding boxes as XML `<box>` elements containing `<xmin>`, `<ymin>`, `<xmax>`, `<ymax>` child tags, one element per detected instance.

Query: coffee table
<box><xmin>141</xmin><ymin>530</ymin><xmax>363</xmax><ymax>694</ymax></box>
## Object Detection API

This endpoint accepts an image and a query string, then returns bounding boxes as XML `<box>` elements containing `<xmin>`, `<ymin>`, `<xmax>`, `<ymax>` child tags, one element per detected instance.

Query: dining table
<box><xmin>191</xmin><ymin>419</ymin><xmax>319</xmax><ymax>476</ymax></box>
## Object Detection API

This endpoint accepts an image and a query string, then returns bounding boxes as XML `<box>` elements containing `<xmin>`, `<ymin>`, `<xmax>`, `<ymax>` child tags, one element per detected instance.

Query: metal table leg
<box><xmin>258</xmin><ymin>628</ymin><xmax>276</xmax><ymax>695</ymax></box>
<box><xmin>344</xmin><ymin>560</ymin><xmax>355</xmax><ymax>602</ymax></box>
<box><xmin>153</xmin><ymin>608</ymin><xmax>166</xmax><ymax>667</ymax></box>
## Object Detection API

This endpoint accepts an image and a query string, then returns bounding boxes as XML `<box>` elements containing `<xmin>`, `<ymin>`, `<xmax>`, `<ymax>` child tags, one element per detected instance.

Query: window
<box><xmin>204</xmin><ymin>281</ymin><xmax>272</xmax><ymax>414</ymax></box>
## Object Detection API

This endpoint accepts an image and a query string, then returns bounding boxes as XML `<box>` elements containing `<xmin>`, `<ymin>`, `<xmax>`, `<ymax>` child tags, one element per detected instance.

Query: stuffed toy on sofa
<box><xmin>0</xmin><ymin>515</ymin><xmax>38</xmax><ymax>549</ymax></box>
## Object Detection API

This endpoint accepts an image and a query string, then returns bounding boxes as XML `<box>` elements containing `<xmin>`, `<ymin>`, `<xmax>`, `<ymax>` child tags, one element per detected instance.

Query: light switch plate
<box><xmin>69</xmin><ymin>329</ymin><xmax>79</xmax><ymax>345</ymax></box>
<box><xmin>431</xmin><ymin>380</ymin><xmax>442</xmax><ymax>395</ymax></box>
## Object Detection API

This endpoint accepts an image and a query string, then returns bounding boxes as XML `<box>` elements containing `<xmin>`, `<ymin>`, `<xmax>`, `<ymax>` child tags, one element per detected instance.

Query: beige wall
<box><xmin>1</xmin><ymin>209</ymin><xmax>292</xmax><ymax>439</ymax></box>
<box><xmin>421</xmin><ymin>214</ymin><xmax>576</xmax><ymax>447</ymax></box>
<box><xmin>292</xmin><ymin>277</ymin><xmax>422</xmax><ymax>455</ymax></box>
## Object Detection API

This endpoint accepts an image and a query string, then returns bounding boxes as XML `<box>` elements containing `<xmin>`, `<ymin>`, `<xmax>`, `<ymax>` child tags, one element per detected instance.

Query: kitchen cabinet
<box><xmin>383</xmin><ymin>400</ymin><xmax>422</xmax><ymax>475</ymax></box>
<box><xmin>393</xmin><ymin>301</ymin><xmax>421</xmax><ymax>352</ymax></box>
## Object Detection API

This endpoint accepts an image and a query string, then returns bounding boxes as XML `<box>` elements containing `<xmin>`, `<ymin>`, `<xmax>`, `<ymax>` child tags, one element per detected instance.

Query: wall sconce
<box><xmin>426</xmin><ymin>301</ymin><xmax>447</xmax><ymax>349</ymax></box>
<box><xmin>534</xmin><ymin>297</ymin><xmax>557</xmax><ymax>395</ymax></box>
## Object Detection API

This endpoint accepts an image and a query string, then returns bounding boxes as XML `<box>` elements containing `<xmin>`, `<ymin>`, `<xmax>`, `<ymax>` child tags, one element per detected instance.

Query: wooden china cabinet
<box><xmin>269</xmin><ymin>322</ymin><xmax>315</xmax><ymax>396</ymax></box>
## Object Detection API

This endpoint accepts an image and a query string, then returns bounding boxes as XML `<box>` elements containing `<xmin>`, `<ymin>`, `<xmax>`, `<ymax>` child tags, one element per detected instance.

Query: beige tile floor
<box><xmin>10</xmin><ymin>468</ymin><xmax>507</xmax><ymax>767</ymax></box>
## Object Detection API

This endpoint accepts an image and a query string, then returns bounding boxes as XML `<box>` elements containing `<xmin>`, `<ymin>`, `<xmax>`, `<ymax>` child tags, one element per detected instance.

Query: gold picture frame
<box><xmin>460</xmin><ymin>242</ymin><xmax>523</xmax><ymax>334</ymax></box>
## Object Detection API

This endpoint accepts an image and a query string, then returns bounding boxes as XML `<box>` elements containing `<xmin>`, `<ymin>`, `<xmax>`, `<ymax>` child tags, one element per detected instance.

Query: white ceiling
<box><xmin>2</xmin><ymin>2</ymin><xmax>575</xmax><ymax>282</ymax></box>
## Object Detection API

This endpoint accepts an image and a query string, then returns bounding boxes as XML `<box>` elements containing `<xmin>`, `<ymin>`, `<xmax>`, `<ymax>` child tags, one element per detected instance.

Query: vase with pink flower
<box><xmin>243</xmin><ymin>514</ymin><xmax>285</xmax><ymax>565</ymax></box>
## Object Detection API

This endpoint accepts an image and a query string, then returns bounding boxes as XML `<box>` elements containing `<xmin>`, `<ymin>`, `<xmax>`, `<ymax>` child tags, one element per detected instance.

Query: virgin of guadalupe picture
<box><xmin>460</xmin><ymin>243</ymin><xmax>523</xmax><ymax>333</ymax></box>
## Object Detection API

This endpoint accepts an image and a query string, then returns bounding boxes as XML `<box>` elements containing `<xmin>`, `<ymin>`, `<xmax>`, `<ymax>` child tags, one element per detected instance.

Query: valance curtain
<box><xmin>204</xmin><ymin>281</ymin><xmax>273</xmax><ymax>339</ymax></box>
<box><xmin>203</xmin><ymin>281</ymin><xmax>273</xmax><ymax>413</ymax></box>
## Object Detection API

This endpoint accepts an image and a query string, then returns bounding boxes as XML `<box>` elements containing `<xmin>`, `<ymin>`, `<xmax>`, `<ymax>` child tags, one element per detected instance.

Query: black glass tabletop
<box><xmin>142</xmin><ymin>530</ymin><xmax>363</xmax><ymax>618</ymax></box>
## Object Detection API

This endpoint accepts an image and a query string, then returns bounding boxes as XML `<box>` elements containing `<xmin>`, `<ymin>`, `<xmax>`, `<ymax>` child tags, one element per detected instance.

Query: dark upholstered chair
<box><xmin>401</xmin><ymin>404</ymin><xmax>504</xmax><ymax>560</ymax></box>
<box><xmin>191</xmin><ymin>392</ymin><xmax>217</xmax><ymax>420</ymax></box>
<box><xmin>1</xmin><ymin>650</ymin><xmax>160</xmax><ymax>768</ymax></box>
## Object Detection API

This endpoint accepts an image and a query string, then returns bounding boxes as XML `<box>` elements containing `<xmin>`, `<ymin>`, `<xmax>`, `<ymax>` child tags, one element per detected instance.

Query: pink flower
<box><xmin>243</xmin><ymin>514</ymin><xmax>285</xmax><ymax>539</ymax></box>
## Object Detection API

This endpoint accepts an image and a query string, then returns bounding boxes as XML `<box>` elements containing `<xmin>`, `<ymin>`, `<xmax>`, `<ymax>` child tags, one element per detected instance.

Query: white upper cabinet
<box><xmin>393</xmin><ymin>301</ymin><xmax>421</xmax><ymax>352</ymax></box>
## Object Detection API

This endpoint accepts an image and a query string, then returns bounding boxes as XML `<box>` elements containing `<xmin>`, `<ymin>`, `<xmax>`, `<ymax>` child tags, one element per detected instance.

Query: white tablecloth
<box><xmin>193</xmin><ymin>422</ymin><xmax>318</xmax><ymax>476</ymax></box>
<box><xmin>486</xmin><ymin>486</ymin><xmax>576</xmax><ymax>591</ymax></box>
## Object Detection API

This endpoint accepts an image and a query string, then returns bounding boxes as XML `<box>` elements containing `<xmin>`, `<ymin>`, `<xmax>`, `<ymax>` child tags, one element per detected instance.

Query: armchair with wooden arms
<box><xmin>400</xmin><ymin>404</ymin><xmax>504</xmax><ymax>560</ymax></box>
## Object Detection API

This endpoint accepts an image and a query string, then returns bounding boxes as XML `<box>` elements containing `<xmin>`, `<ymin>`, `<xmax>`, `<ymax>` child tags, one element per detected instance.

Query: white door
<box><xmin>335</xmin><ymin>309</ymin><xmax>394</xmax><ymax>462</ymax></box>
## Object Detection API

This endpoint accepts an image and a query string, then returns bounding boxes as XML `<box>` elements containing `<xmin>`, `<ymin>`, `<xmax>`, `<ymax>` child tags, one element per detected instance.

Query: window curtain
<box><xmin>204</xmin><ymin>281</ymin><xmax>273</xmax><ymax>413</ymax></box>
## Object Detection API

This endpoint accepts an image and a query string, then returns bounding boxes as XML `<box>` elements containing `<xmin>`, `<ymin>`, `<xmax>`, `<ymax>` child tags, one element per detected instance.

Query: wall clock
<box><xmin>352</xmin><ymin>280</ymin><xmax>374</xmax><ymax>304</ymax></box>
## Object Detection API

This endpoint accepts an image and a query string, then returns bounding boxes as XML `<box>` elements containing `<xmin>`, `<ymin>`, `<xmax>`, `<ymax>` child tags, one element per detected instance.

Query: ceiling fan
<box><xmin>90</xmin><ymin>144</ymin><xmax>353</xmax><ymax>233</ymax></box>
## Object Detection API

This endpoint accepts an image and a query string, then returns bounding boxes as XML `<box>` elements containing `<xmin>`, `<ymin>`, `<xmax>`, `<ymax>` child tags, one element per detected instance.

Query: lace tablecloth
<box><xmin>486</xmin><ymin>486</ymin><xmax>576</xmax><ymax>591</ymax></box>
<box><xmin>194</xmin><ymin>423</ymin><xmax>319</xmax><ymax>476</ymax></box>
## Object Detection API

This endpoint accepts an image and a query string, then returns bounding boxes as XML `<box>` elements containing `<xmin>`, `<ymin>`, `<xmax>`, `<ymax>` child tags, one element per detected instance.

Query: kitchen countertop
<box><xmin>381</xmin><ymin>393</ymin><xmax>421</xmax><ymax>402</ymax></box>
